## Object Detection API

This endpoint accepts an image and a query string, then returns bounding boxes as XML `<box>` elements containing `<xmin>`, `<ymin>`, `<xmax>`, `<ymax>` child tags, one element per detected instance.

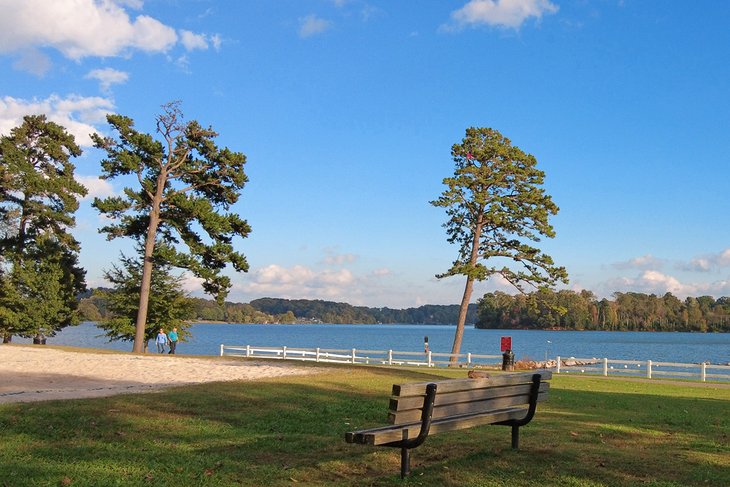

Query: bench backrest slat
<box><xmin>389</xmin><ymin>388</ymin><xmax>548</xmax><ymax>424</ymax></box>
<box><xmin>391</xmin><ymin>371</ymin><xmax>551</xmax><ymax>396</ymax></box>
<box><xmin>388</xmin><ymin>371</ymin><xmax>550</xmax><ymax>426</ymax></box>
<box><xmin>391</xmin><ymin>382</ymin><xmax>549</xmax><ymax>412</ymax></box>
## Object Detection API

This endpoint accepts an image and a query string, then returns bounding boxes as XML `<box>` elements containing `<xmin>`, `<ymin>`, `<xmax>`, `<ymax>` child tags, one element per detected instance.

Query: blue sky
<box><xmin>1</xmin><ymin>0</ymin><xmax>729</xmax><ymax>308</ymax></box>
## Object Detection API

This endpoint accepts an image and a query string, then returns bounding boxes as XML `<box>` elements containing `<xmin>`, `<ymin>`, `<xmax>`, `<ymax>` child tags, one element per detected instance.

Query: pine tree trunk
<box><xmin>449</xmin><ymin>215</ymin><xmax>482</xmax><ymax>366</ymax></box>
<box><xmin>450</xmin><ymin>275</ymin><xmax>475</xmax><ymax>366</ymax></box>
<box><xmin>132</xmin><ymin>176</ymin><xmax>166</xmax><ymax>353</ymax></box>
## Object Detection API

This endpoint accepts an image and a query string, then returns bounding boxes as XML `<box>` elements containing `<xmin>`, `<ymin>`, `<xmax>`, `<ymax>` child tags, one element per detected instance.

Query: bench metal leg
<box><xmin>385</xmin><ymin>383</ymin><xmax>438</xmax><ymax>478</ymax></box>
<box><xmin>400</xmin><ymin>447</ymin><xmax>410</xmax><ymax>478</ymax></box>
<box><xmin>511</xmin><ymin>425</ymin><xmax>520</xmax><ymax>449</ymax></box>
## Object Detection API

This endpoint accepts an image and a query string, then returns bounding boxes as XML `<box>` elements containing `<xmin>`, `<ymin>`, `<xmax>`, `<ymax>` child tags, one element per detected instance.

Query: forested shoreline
<box><xmin>477</xmin><ymin>290</ymin><xmax>730</xmax><ymax>332</ymax></box>
<box><xmin>76</xmin><ymin>289</ymin><xmax>730</xmax><ymax>332</ymax></box>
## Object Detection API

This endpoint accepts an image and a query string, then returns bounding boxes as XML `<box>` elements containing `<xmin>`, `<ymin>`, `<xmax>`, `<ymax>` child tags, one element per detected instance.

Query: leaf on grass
<box><xmin>570</xmin><ymin>432</ymin><xmax>579</xmax><ymax>437</ymax></box>
<box><xmin>60</xmin><ymin>476</ymin><xmax>72</xmax><ymax>486</ymax></box>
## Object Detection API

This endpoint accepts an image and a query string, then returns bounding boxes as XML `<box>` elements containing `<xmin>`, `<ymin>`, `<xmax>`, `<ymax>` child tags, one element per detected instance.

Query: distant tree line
<box><xmin>78</xmin><ymin>290</ymin><xmax>730</xmax><ymax>331</ymax></box>
<box><xmin>78</xmin><ymin>290</ymin><xmax>288</xmax><ymax>325</ymax></box>
<box><xmin>78</xmin><ymin>293</ymin><xmax>478</xmax><ymax>325</ymax></box>
<box><xmin>477</xmin><ymin>290</ymin><xmax>730</xmax><ymax>332</ymax></box>
<box><xmin>248</xmin><ymin>298</ymin><xmax>478</xmax><ymax>325</ymax></box>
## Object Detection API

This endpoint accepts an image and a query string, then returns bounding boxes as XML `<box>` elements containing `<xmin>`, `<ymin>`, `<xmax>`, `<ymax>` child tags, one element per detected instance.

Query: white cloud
<box><xmin>322</xmin><ymin>251</ymin><xmax>358</xmax><ymax>266</ymax></box>
<box><xmin>680</xmin><ymin>248</ymin><xmax>730</xmax><ymax>273</ymax></box>
<box><xmin>85</xmin><ymin>68</ymin><xmax>129</xmax><ymax>93</ymax></box>
<box><xmin>604</xmin><ymin>270</ymin><xmax>690</xmax><ymax>297</ymax></box>
<box><xmin>180</xmin><ymin>273</ymin><xmax>206</xmax><ymax>293</ymax></box>
<box><xmin>210</xmin><ymin>34</ymin><xmax>222</xmax><ymax>51</ymax></box>
<box><xmin>76</xmin><ymin>175</ymin><xmax>117</xmax><ymax>201</ymax></box>
<box><xmin>612</xmin><ymin>254</ymin><xmax>665</xmax><ymax>270</ymax></box>
<box><xmin>179</xmin><ymin>30</ymin><xmax>209</xmax><ymax>51</ymax></box>
<box><xmin>299</xmin><ymin>14</ymin><xmax>332</xmax><ymax>38</ymax></box>
<box><xmin>0</xmin><ymin>0</ymin><xmax>179</xmax><ymax>60</ymax></box>
<box><xmin>236</xmin><ymin>264</ymin><xmax>355</xmax><ymax>301</ymax></box>
<box><xmin>175</xmin><ymin>54</ymin><xmax>191</xmax><ymax>73</ymax></box>
<box><xmin>600</xmin><ymin>269</ymin><xmax>730</xmax><ymax>299</ymax></box>
<box><xmin>0</xmin><ymin>94</ymin><xmax>114</xmax><ymax>147</ymax></box>
<box><xmin>446</xmin><ymin>0</ymin><xmax>559</xmax><ymax>30</ymax></box>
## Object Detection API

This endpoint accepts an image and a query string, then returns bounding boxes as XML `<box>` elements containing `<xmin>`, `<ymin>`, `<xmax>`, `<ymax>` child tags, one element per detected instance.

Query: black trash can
<box><xmin>501</xmin><ymin>350</ymin><xmax>515</xmax><ymax>371</ymax></box>
<box><xmin>33</xmin><ymin>333</ymin><xmax>47</xmax><ymax>345</ymax></box>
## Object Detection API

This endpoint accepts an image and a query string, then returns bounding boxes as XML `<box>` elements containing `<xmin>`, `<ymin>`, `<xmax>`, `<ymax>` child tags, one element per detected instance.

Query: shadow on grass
<box><xmin>0</xmin><ymin>369</ymin><xmax>728</xmax><ymax>486</ymax></box>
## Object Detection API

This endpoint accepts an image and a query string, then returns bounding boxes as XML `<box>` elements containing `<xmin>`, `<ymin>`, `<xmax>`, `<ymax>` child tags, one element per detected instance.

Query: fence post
<box><xmin>647</xmin><ymin>360</ymin><xmax>652</xmax><ymax>379</ymax></box>
<box><xmin>316</xmin><ymin>347</ymin><xmax>321</xmax><ymax>363</ymax></box>
<box><xmin>388</xmin><ymin>349</ymin><xmax>393</xmax><ymax>365</ymax></box>
<box><xmin>556</xmin><ymin>356</ymin><xmax>561</xmax><ymax>373</ymax></box>
<box><xmin>352</xmin><ymin>348</ymin><xmax>357</xmax><ymax>364</ymax></box>
<box><xmin>220</xmin><ymin>344</ymin><xmax>224</xmax><ymax>356</ymax></box>
<box><xmin>603</xmin><ymin>358</ymin><xmax>608</xmax><ymax>376</ymax></box>
<box><xmin>282</xmin><ymin>346</ymin><xmax>287</xmax><ymax>360</ymax></box>
<box><xmin>427</xmin><ymin>351</ymin><xmax>433</xmax><ymax>367</ymax></box>
<box><xmin>701</xmin><ymin>362</ymin><xmax>706</xmax><ymax>382</ymax></box>
<box><xmin>246</xmin><ymin>345</ymin><xmax>251</xmax><ymax>358</ymax></box>
<box><xmin>467</xmin><ymin>352</ymin><xmax>472</xmax><ymax>367</ymax></box>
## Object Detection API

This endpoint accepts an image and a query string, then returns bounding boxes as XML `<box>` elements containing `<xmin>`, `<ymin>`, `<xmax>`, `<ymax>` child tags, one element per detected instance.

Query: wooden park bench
<box><xmin>345</xmin><ymin>370</ymin><xmax>551</xmax><ymax>478</ymax></box>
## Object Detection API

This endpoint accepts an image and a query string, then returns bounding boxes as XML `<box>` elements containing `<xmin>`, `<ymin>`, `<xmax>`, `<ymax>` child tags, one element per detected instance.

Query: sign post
<box><xmin>500</xmin><ymin>336</ymin><xmax>514</xmax><ymax>371</ymax></box>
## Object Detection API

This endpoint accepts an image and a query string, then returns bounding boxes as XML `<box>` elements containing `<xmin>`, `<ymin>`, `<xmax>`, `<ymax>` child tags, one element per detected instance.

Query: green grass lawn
<box><xmin>1</xmin><ymin>363</ymin><xmax>728</xmax><ymax>486</ymax></box>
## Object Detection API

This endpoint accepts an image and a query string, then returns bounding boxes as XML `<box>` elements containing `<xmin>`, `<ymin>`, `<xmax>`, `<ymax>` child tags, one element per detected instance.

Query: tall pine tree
<box><xmin>0</xmin><ymin>115</ymin><xmax>87</xmax><ymax>341</ymax></box>
<box><xmin>92</xmin><ymin>102</ymin><xmax>250</xmax><ymax>352</ymax></box>
<box><xmin>432</xmin><ymin>127</ymin><xmax>567</xmax><ymax>363</ymax></box>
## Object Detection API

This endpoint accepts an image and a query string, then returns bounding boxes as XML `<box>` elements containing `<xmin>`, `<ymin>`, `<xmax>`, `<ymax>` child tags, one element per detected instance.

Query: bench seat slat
<box><xmin>389</xmin><ymin>390</ymin><xmax>548</xmax><ymax>424</ymax></box>
<box><xmin>346</xmin><ymin>407</ymin><xmax>527</xmax><ymax>446</ymax></box>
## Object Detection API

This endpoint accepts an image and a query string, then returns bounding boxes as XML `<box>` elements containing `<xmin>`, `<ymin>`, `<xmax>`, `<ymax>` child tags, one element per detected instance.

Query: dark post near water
<box><xmin>501</xmin><ymin>336</ymin><xmax>514</xmax><ymax>371</ymax></box>
<box><xmin>424</xmin><ymin>336</ymin><xmax>429</xmax><ymax>354</ymax></box>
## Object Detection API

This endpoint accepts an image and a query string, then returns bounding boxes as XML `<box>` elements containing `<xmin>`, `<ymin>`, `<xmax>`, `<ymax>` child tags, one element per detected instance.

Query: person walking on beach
<box><xmin>156</xmin><ymin>329</ymin><xmax>168</xmax><ymax>354</ymax></box>
<box><xmin>168</xmin><ymin>327</ymin><xmax>178</xmax><ymax>355</ymax></box>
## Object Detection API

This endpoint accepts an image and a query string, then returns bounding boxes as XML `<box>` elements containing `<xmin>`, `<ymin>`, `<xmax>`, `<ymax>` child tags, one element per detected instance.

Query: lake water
<box><xmin>15</xmin><ymin>322</ymin><xmax>730</xmax><ymax>365</ymax></box>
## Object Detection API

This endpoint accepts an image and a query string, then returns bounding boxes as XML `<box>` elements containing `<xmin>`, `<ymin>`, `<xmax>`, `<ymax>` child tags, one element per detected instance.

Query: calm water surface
<box><xmin>16</xmin><ymin>322</ymin><xmax>730</xmax><ymax>365</ymax></box>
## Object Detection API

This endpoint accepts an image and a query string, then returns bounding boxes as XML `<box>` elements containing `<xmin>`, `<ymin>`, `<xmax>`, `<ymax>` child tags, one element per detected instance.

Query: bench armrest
<box><xmin>384</xmin><ymin>382</ymin><xmax>437</xmax><ymax>449</ymax></box>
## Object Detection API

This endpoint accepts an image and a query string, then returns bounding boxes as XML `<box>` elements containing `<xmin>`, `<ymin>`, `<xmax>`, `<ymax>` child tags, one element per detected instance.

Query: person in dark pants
<box><xmin>168</xmin><ymin>327</ymin><xmax>178</xmax><ymax>354</ymax></box>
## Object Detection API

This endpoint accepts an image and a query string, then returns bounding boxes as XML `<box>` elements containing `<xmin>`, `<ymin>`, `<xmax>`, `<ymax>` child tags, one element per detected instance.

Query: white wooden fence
<box><xmin>556</xmin><ymin>356</ymin><xmax>730</xmax><ymax>382</ymax></box>
<box><xmin>220</xmin><ymin>344</ymin><xmax>501</xmax><ymax>368</ymax></box>
<box><xmin>220</xmin><ymin>345</ymin><xmax>730</xmax><ymax>382</ymax></box>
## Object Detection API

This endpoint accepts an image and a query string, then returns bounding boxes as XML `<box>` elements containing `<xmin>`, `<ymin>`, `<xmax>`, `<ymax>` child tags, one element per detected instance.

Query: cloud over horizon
<box><xmin>679</xmin><ymin>248</ymin><xmax>730</xmax><ymax>273</ymax></box>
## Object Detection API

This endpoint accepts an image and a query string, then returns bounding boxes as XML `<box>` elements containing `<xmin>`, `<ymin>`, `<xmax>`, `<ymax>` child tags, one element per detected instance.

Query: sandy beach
<box><xmin>0</xmin><ymin>345</ymin><xmax>316</xmax><ymax>404</ymax></box>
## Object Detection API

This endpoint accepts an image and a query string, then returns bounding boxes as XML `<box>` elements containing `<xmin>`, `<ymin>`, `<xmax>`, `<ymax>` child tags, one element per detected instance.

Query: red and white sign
<box><xmin>500</xmin><ymin>336</ymin><xmax>512</xmax><ymax>352</ymax></box>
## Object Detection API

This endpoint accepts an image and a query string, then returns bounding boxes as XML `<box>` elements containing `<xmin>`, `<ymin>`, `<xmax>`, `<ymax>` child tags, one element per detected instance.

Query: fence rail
<box><xmin>220</xmin><ymin>345</ymin><xmax>730</xmax><ymax>382</ymax></box>
<box><xmin>220</xmin><ymin>344</ymin><xmax>501</xmax><ymax>368</ymax></box>
<box><xmin>556</xmin><ymin>356</ymin><xmax>730</xmax><ymax>382</ymax></box>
